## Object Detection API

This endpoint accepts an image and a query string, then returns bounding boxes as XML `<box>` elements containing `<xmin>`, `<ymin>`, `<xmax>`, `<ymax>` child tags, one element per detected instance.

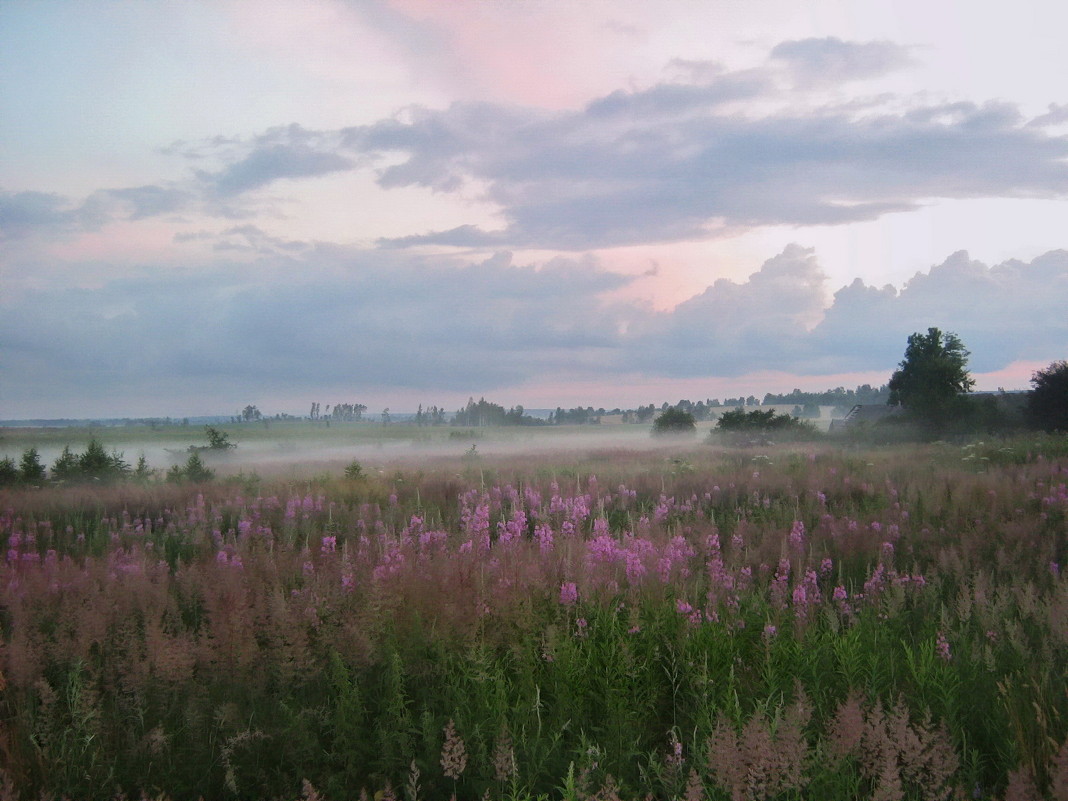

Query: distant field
<box><xmin>1</xmin><ymin>434</ymin><xmax>1066</xmax><ymax>799</ymax></box>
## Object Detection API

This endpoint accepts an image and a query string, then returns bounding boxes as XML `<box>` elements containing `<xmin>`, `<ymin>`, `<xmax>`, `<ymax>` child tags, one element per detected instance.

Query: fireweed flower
<box><xmin>936</xmin><ymin>631</ymin><xmax>952</xmax><ymax>661</ymax></box>
<box><xmin>559</xmin><ymin>581</ymin><xmax>578</xmax><ymax>606</ymax></box>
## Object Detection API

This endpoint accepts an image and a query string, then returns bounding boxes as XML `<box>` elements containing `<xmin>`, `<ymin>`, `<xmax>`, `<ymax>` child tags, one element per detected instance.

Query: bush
<box><xmin>167</xmin><ymin>452</ymin><xmax>215</xmax><ymax>483</ymax></box>
<box><xmin>652</xmin><ymin>408</ymin><xmax>697</xmax><ymax>436</ymax></box>
<box><xmin>1028</xmin><ymin>360</ymin><xmax>1068</xmax><ymax>432</ymax></box>
<box><xmin>713</xmin><ymin>408</ymin><xmax>819</xmax><ymax>443</ymax></box>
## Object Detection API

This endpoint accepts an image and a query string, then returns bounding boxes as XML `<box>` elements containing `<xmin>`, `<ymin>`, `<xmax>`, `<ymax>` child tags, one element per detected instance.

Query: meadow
<box><xmin>1</xmin><ymin>427</ymin><xmax>1066</xmax><ymax>800</ymax></box>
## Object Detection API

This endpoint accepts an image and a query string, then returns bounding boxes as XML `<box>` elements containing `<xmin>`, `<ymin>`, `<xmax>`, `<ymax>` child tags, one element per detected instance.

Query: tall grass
<box><xmin>1</xmin><ymin>438</ymin><xmax>1066</xmax><ymax>799</ymax></box>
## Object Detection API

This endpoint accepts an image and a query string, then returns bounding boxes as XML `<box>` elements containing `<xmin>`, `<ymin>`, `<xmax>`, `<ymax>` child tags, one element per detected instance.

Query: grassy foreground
<box><xmin>1</xmin><ymin>436</ymin><xmax>1067</xmax><ymax>800</ymax></box>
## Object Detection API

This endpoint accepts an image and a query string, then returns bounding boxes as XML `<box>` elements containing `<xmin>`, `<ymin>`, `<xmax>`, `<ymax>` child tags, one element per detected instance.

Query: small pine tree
<box><xmin>133</xmin><ymin>455</ymin><xmax>155</xmax><ymax>483</ymax></box>
<box><xmin>0</xmin><ymin>457</ymin><xmax>19</xmax><ymax>486</ymax></box>
<box><xmin>167</xmin><ymin>452</ymin><xmax>215</xmax><ymax>483</ymax></box>
<box><xmin>51</xmin><ymin>446</ymin><xmax>79</xmax><ymax>481</ymax></box>
<box><xmin>19</xmin><ymin>448</ymin><xmax>46</xmax><ymax>484</ymax></box>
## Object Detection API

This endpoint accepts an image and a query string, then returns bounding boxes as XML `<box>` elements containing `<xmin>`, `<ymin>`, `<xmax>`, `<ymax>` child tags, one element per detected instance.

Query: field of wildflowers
<box><xmin>1</xmin><ymin>435</ymin><xmax>1067</xmax><ymax>800</ymax></box>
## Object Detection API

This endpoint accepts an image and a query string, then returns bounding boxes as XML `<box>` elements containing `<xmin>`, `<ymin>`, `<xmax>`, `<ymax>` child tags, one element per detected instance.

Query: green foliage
<box><xmin>20</xmin><ymin>447</ymin><xmax>47</xmax><ymax>484</ymax></box>
<box><xmin>0</xmin><ymin>455</ymin><xmax>19</xmax><ymax>485</ymax></box>
<box><xmin>167</xmin><ymin>452</ymin><xmax>215</xmax><ymax>483</ymax></box>
<box><xmin>651</xmin><ymin>408</ymin><xmax>696</xmax><ymax>436</ymax></box>
<box><xmin>888</xmin><ymin>327</ymin><xmax>975</xmax><ymax>435</ymax></box>
<box><xmin>713</xmin><ymin>408</ymin><xmax>819</xmax><ymax>442</ymax></box>
<box><xmin>343</xmin><ymin>459</ymin><xmax>364</xmax><ymax>480</ymax></box>
<box><xmin>2</xmin><ymin>439</ymin><xmax>1067</xmax><ymax>799</ymax></box>
<box><xmin>48</xmin><ymin>439</ymin><xmax>130</xmax><ymax>483</ymax></box>
<box><xmin>204</xmin><ymin>425</ymin><xmax>236</xmax><ymax>450</ymax></box>
<box><xmin>1027</xmin><ymin>360</ymin><xmax>1068</xmax><ymax>432</ymax></box>
<box><xmin>132</xmin><ymin>454</ymin><xmax>156</xmax><ymax>483</ymax></box>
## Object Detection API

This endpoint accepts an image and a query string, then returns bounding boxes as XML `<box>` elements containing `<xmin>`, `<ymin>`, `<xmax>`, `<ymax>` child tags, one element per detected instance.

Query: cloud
<box><xmin>812</xmin><ymin>249</ymin><xmax>1068</xmax><ymax>372</ymax></box>
<box><xmin>5</xmin><ymin>244</ymin><xmax>1065</xmax><ymax>415</ymax></box>
<box><xmin>197</xmin><ymin>144</ymin><xmax>354</xmax><ymax>198</ymax></box>
<box><xmin>769</xmin><ymin>37</ymin><xmax>913</xmax><ymax>86</ymax></box>
<box><xmin>351</xmin><ymin>62</ymin><xmax>1068</xmax><ymax>249</ymax></box>
<box><xmin>0</xmin><ymin>249</ymin><xmax>636</xmax><ymax>411</ymax></box>
<box><xmin>0</xmin><ymin>184</ymin><xmax>196</xmax><ymax>241</ymax></box>
<box><xmin>0</xmin><ymin>190</ymin><xmax>80</xmax><ymax>239</ymax></box>
<box><xmin>624</xmin><ymin>244</ymin><xmax>829</xmax><ymax>376</ymax></box>
<box><xmin>10</xmin><ymin>39</ymin><xmax>1068</xmax><ymax>253</ymax></box>
<box><xmin>1026</xmin><ymin>103</ymin><xmax>1068</xmax><ymax>128</ymax></box>
<box><xmin>104</xmin><ymin>185</ymin><xmax>192</xmax><ymax>220</ymax></box>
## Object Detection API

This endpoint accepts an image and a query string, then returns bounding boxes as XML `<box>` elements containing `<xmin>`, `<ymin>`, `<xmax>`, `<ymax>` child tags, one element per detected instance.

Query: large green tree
<box><xmin>1027</xmin><ymin>360</ymin><xmax>1068</xmax><ymax>432</ymax></box>
<box><xmin>888</xmin><ymin>327</ymin><xmax>975</xmax><ymax>435</ymax></box>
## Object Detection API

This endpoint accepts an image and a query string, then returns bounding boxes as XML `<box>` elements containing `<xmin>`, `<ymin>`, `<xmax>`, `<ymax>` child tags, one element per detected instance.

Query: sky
<box><xmin>2</xmin><ymin>0</ymin><xmax>1067</xmax><ymax>419</ymax></box>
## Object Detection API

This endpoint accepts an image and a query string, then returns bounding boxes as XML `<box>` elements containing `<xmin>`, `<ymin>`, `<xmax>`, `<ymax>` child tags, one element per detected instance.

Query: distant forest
<box><xmin>2</xmin><ymin>384</ymin><xmax>894</xmax><ymax>429</ymax></box>
<box><xmin>297</xmin><ymin>383</ymin><xmax>892</xmax><ymax>427</ymax></box>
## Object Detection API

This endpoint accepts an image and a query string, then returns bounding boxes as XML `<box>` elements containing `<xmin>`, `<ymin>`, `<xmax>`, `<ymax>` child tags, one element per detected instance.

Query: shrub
<box><xmin>166</xmin><ymin>452</ymin><xmax>215</xmax><ymax>483</ymax></box>
<box><xmin>652</xmin><ymin>408</ymin><xmax>697</xmax><ymax>436</ymax></box>
<box><xmin>1028</xmin><ymin>360</ymin><xmax>1068</xmax><ymax>432</ymax></box>
<box><xmin>713</xmin><ymin>408</ymin><xmax>819</xmax><ymax>442</ymax></box>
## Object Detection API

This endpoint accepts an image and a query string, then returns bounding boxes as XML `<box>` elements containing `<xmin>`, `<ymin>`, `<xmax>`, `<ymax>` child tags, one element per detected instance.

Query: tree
<box><xmin>1027</xmin><ymin>360</ymin><xmax>1068</xmax><ymax>432</ymax></box>
<box><xmin>167</xmin><ymin>452</ymin><xmax>214</xmax><ymax>483</ymax></box>
<box><xmin>0</xmin><ymin>457</ymin><xmax>18</xmax><ymax>486</ymax></box>
<box><xmin>652</xmin><ymin>408</ymin><xmax>697</xmax><ymax>436</ymax></box>
<box><xmin>888</xmin><ymin>328</ymin><xmax>974</xmax><ymax>435</ymax></box>
<box><xmin>204</xmin><ymin>426</ymin><xmax>235</xmax><ymax>450</ymax></box>
<box><xmin>20</xmin><ymin>447</ymin><xmax>46</xmax><ymax>484</ymax></box>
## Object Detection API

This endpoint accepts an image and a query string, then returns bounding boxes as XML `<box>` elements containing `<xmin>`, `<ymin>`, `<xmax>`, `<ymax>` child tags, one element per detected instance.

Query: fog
<box><xmin>0</xmin><ymin>423</ymin><xmax>727</xmax><ymax>480</ymax></box>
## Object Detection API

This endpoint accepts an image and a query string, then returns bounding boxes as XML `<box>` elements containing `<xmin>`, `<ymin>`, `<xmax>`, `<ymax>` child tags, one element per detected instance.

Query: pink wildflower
<box><xmin>936</xmin><ymin>631</ymin><xmax>952</xmax><ymax>661</ymax></box>
<box><xmin>559</xmin><ymin>581</ymin><xmax>578</xmax><ymax>606</ymax></box>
